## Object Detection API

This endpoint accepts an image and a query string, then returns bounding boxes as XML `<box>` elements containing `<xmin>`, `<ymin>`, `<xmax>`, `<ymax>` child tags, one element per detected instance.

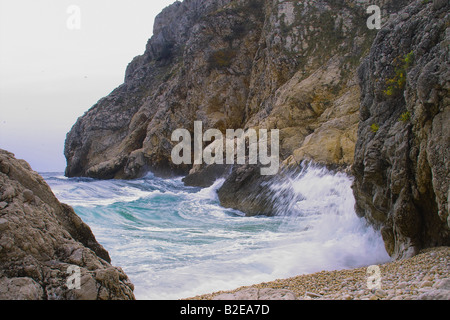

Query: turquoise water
<box><xmin>43</xmin><ymin>165</ymin><xmax>390</xmax><ymax>299</ymax></box>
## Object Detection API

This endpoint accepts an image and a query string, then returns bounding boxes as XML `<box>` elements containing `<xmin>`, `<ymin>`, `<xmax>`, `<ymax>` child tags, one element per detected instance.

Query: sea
<box><xmin>42</xmin><ymin>164</ymin><xmax>390</xmax><ymax>300</ymax></box>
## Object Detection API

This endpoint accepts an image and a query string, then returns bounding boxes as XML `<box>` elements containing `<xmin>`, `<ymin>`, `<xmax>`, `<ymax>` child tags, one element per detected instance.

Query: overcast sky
<box><xmin>0</xmin><ymin>0</ymin><xmax>176</xmax><ymax>172</ymax></box>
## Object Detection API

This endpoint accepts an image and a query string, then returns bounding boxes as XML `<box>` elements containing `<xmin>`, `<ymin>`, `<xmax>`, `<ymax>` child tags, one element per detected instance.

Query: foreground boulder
<box><xmin>0</xmin><ymin>149</ymin><xmax>135</xmax><ymax>300</ymax></box>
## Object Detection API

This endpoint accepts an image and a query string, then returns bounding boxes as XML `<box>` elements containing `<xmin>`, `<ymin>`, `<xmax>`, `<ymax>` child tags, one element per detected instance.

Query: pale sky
<box><xmin>0</xmin><ymin>0</ymin><xmax>176</xmax><ymax>172</ymax></box>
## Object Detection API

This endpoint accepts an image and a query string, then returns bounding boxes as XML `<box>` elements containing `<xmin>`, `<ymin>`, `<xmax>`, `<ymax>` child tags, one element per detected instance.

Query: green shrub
<box><xmin>371</xmin><ymin>123</ymin><xmax>380</xmax><ymax>133</ymax></box>
<box><xmin>404</xmin><ymin>51</ymin><xmax>414</xmax><ymax>66</ymax></box>
<box><xmin>399</xmin><ymin>111</ymin><xmax>411</xmax><ymax>122</ymax></box>
<box><xmin>383</xmin><ymin>51</ymin><xmax>414</xmax><ymax>97</ymax></box>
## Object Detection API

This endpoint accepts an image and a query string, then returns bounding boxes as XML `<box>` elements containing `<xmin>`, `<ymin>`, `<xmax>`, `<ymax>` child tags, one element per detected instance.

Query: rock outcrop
<box><xmin>64</xmin><ymin>0</ymin><xmax>407</xmax><ymax>207</ymax></box>
<box><xmin>65</xmin><ymin>0</ymin><xmax>264</xmax><ymax>180</ymax></box>
<box><xmin>65</xmin><ymin>0</ymin><xmax>409</xmax><ymax>182</ymax></box>
<box><xmin>64</xmin><ymin>0</ymin><xmax>448</xmax><ymax>259</ymax></box>
<box><xmin>352</xmin><ymin>0</ymin><xmax>450</xmax><ymax>259</ymax></box>
<box><xmin>0</xmin><ymin>149</ymin><xmax>135</xmax><ymax>300</ymax></box>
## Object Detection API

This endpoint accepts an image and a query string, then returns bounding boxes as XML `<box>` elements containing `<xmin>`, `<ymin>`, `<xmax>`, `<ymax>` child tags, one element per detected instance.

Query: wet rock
<box><xmin>183</xmin><ymin>164</ymin><xmax>231</xmax><ymax>188</ymax></box>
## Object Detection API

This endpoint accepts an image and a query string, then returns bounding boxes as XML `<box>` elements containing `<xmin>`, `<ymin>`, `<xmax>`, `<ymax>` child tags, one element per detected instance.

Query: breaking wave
<box><xmin>43</xmin><ymin>165</ymin><xmax>389</xmax><ymax>300</ymax></box>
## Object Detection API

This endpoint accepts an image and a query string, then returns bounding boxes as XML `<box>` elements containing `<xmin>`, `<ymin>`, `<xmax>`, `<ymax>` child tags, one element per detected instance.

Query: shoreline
<box><xmin>187</xmin><ymin>246</ymin><xmax>450</xmax><ymax>300</ymax></box>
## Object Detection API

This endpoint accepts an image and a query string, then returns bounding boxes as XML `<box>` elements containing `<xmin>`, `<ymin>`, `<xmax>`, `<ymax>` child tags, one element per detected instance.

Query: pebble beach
<box><xmin>188</xmin><ymin>246</ymin><xmax>450</xmax><ymax>300</ymax></box>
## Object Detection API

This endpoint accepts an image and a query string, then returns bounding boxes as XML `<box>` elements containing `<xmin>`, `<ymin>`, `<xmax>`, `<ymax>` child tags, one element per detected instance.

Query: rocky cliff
<box><xmin>64</xmin><ymin>0</ymin><xmax>448</xmax><ymax>259</ymax></box>
<box><xmin>0</xmin><ymin>149</ymin><xmax>135</xmax><ymax>300</ymax></box>
<box><xmin>352</xmin><ymin>0</ymin><xmax>450</xmax><ymax>260</ymax></box>
<box><xmin>64</xmin><ymin>0</ymin><xmax>406</xmax><ymax>203</ymax></box>
<box><xmin>65</xmin><ymin>0</ymin><xmax>408</xmax><ymax>181</ymax></box>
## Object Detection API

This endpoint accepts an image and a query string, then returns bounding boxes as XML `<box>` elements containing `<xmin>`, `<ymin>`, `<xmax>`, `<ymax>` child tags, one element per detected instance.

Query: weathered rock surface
<box><xmin>352</xmin><ymin>0</ymin><xmax>450</xmax><ymax>259</ymax></box>
<box><xmin>0</xmin><ymin>149</ymin><xmax>135</xmax><ymax>300</ymax></box>
<box><xmin>64</xmin><ymin>0</ymin><xmax>408</xmax><ymax>210</ymax></box>
<box><xmin>65</xmin><ymin>0</ymin><xmax>266</xmax><ymax>180</ymax></box>
<box><xmin>64</xmin><ymin>0</ymin><xmax>448</xmax><ymax>259</ymax></box>
<box><xmin>64</xmin><ymin>0</ymin><xmax>406</xmax><ymax>181</ymax></box>
<box><xmin>217</xmin><ymin>164</ymin><xmax>303</xmax><ymax>216</ymax></box>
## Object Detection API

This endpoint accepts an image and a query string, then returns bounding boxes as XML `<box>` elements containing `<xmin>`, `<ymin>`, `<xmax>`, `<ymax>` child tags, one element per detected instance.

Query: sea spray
<box><xmin>43</xmin><ymin>166</ymin><xmax>389</xmax><ymax>300</ymax></box>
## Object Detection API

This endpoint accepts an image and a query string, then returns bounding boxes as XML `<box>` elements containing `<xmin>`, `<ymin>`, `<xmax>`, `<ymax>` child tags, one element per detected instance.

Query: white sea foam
<box><xmin>44</xmin><ymin>166</ymin><xmax>390</xmax><ymax>300</ymax></box>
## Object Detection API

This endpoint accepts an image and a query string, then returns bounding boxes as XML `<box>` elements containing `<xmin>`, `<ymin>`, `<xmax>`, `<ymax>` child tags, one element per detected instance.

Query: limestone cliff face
<box><xmin>65</xmin><ymin>0</ymin><xmax>264</xmax><ymax>179</ymax></box>
<box><xmin>66</xmin><ymin>0</ymin><xmax>408</xmax><ymax>180</ymax></box>
<box><xmin>352</xmin><ymin>0</ymin><xmax>450</xmax><ymax>259</ymax></box>
<box><xmin>0</xmin><ymin>149</ymin><xmax>135</xmax><ymax>300</ymax></box>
